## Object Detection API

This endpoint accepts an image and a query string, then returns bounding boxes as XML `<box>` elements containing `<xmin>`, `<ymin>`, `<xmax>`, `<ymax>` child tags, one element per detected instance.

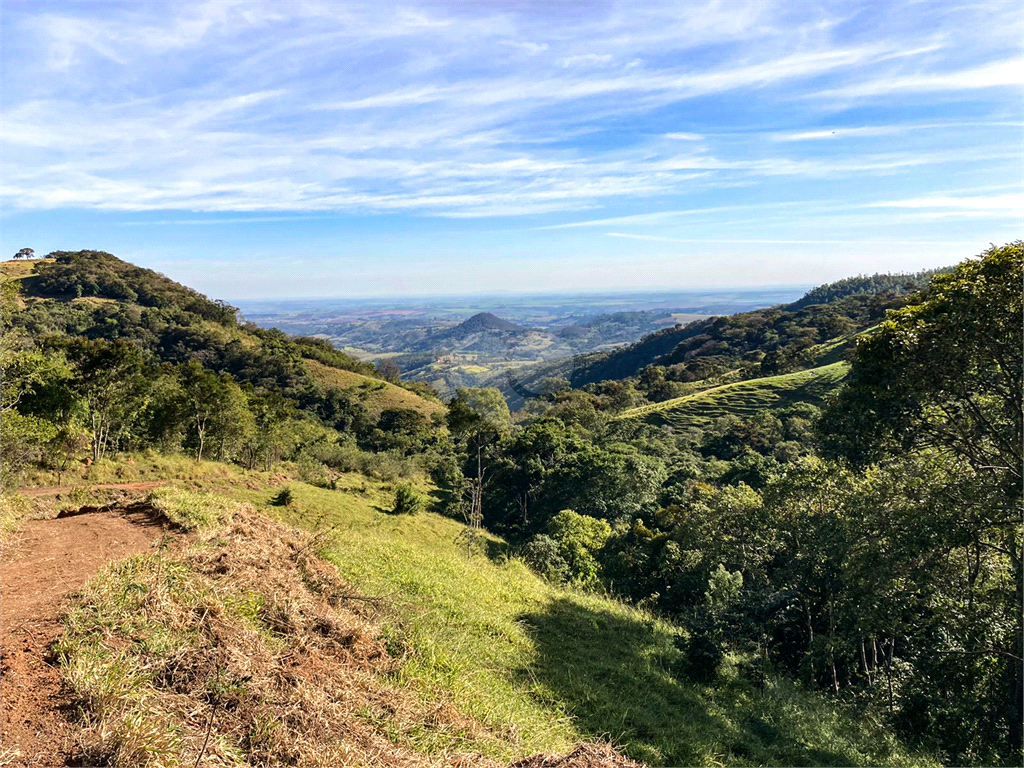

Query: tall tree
<box><xmin>819</xmin><ymin>242</ymin><xmax>1023</xmax><ymax>756</ymax></box>
<box><xmin>179</xmin><ymin>361</ymin><xmax>245</xmax><ymax>463</ymax></box>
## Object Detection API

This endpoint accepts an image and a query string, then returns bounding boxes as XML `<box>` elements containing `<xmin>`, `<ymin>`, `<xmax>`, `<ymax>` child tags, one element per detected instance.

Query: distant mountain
<box><xmin>451</xmin><ymin>312</ymin><xmax>524</xmax><ymax>334</ymax></box>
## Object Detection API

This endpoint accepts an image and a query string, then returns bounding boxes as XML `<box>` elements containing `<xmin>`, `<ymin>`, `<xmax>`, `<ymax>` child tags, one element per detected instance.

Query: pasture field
<box><xmin>619</xmin><ymin>362</ymin><xmax>850</xmax><ymax>429</ymax></box>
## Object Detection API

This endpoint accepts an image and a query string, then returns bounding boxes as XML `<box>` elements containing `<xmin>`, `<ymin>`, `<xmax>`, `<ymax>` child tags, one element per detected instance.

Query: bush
<box><xmin>391</xmin><ymin>483</ymin><xmax>423</xmax><ymax>515</ymax></box>
<box><xmin>547</xmin><ymin>510</ymin><xmax>612</xmax><ymax>587</ymax></box>
<box><xmin>520</xmin><ymin>534</ymin><xmax>569</xmax><ymax>583</ymax></box>
<box><xmin>679</xmin><ymin>632</ymin><xmax>724</xmax><ymax>682</ymax></box>
<box><xmin>272</xmin><ymin>487</ymin><xmax>294</xmax><ymax>507</ymax></box>
<box><xmin>295</xmin><ymin>452</ymin><xmax>330</xmax><ymax>487</ymax></box>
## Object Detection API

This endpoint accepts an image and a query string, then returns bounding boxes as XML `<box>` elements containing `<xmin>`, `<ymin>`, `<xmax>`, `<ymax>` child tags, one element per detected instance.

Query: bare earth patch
<box><xmin>1</xmin><ymin>507</ymin><xmax>164</xmax><ymax>767</ymax></box>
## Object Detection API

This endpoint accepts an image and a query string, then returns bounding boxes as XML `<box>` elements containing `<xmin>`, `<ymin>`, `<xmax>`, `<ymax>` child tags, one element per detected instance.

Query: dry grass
<box><xmin>0</xmin><ymin>492</ymin><xmax>32</xmax><ymax>547</ymax></box>
<box><xmin>56</xmin><ymin>501</ymin><xmax>505</xmax><ymax>767</ymax></box>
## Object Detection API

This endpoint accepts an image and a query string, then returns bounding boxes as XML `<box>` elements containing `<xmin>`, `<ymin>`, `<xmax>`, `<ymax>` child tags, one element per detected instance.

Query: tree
<box><xmin>239</xmin><ymin>390</ymin><xmax>295</xmax><ymax>471</ymax></box>
<box><xmin>61</xmin><ymin>339</ymin><xmax>149</xmax><ymax>461</ymax></box>
<box><xmin>819</xmin><ymin>242</ymin><xmax>1023</xmax><ymax>757</ymax></box>
<box><xmin>179</xmin><ymin>361</ymin><xmax>247</xmax><ymax>463</ymax></box>
<box><xmin>377</xmin><ymin>359</ymin><xmax>401</xmax><ymax>383</ymax></box>
<box><xmin>546</xmin><ymin>509</ymin><xmax>612</xmax><ymax>587</ymax></box>
<box><xmin>47</xmin><ymin>426</ymin><xmax>90</xmax><ymax>485</ymax></box>
<box><xmin>13</xmin><ymin>248</ymin><xmax>34</xmax><ymax>260</ymax></box>
<box><xmin>447</xmin><ymin>387</ymin><xmax>512</xmax><ymax>550</ymax></box>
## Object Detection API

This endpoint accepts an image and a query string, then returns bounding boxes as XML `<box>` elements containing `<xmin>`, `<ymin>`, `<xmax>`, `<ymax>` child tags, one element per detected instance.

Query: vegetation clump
<box><xmin>55</xmin><ymin>501</ymin><xmax>495</xmax><ymax>767</ymax></box>
<box><xmin>146</xmin><ymin>487</ymin><xmax>236</xmax><ymax>531</ymax></box>
<box><xmin>391</xmin><ymin>482</ymin><xmax>424</xmax><ymax>515</ymax></box>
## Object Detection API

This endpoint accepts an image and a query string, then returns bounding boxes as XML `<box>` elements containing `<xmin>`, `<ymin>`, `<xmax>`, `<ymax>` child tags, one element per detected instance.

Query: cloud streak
<box><xmin>1</xmin><ymin>0</ymin><xmax>1020</xmax><ymax>228</ymax></box>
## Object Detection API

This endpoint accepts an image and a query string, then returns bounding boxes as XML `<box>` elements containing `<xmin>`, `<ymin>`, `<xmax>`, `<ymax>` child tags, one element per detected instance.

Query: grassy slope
<box><xmin>305</xmin><ymin>359</ymin><xmax>444</xmax><ymax>418</ymax></box>
<box><xmin>16</xmin><ymin>452</ymin><xmax>933</xmax><ymax>766</ymax></box>
<box><xmin>618</xmin><ymin>362</ymin><xmax>850</xmax><ymax>429</ymax></box>
<box><xmin>1</xmin><ymin>257</ymin><xmax>58</xmax><ymax>278</ymax></box>
<box><xmin>213</xmin><ymin>477</ymin><xmax>929</xmax><ymax>767</ymax></box>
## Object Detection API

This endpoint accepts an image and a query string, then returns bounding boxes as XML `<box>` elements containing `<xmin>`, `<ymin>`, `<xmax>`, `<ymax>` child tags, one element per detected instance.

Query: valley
<box><xmin>236</xmin><ymin>288</ymin><xmax>805</xmax><ymax>398</ymax></box>
<box><xmin>1</xmin><ymin>245</ymin><xmax>1020</xmax><ymax>767</ymax></box>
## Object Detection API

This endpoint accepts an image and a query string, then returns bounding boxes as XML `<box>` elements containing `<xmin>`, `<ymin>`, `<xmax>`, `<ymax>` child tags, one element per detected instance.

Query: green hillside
<box><xmin>618</xmin><ymin>362</ymin><xmax>849</xmax><ymax>429</ymax></box>
<box><xmin>174</xmin><ymin>476</ymin><xmax>930</xmax><ymax>766</ymax></box>
<box><xmin>0</xmin><ymin>253</ymin><xmax>442</xmax><ymax>446</ymax></box>
<box><xmin>305</xmin><ymin>359</ymin><xmax>444</xmax><ymax>419</ymax></box>
<box><xmin>3</xmin><ymin>245</ymin><xmax>1020</xmax><ymax>767</ymax></box>
<box><xmin>551</xmin><ymin>279</ymin><xmax>929</xmax><ymax>396</ymax></box>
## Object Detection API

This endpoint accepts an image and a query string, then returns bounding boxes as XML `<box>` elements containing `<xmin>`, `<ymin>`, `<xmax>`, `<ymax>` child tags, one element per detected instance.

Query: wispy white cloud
<box><xmin>773</xmin><ymin>126</ymin><xmax>902</xmax><ymax>141</ymax></box>
<box><xmin>1</xmin><ymin>0</ymin><xmax>1021</xmax><ymax>224</ymax></box>
<box><xmin>605</xmin><ymin>232</ymin><xmax>983</xmax><ymax>246</ymax></box>
<box><xmin>867</xmin><ymin>192</ymin><xmax>1024</xmax><ymax>210</ymax></box>
<box><xmin>814</xmin><ymin>58</ymin><xmax>1024</xmax><ymax>100</ymax></box>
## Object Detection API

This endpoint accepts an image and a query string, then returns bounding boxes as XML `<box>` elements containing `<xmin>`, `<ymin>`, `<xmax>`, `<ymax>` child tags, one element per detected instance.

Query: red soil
<box><xmin>0</xmin><ymin>507</ymin><xmax>164</xmax><ymax>767</ymax></box>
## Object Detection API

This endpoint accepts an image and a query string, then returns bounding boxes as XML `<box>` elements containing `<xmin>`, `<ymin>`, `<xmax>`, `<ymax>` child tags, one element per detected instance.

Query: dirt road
<box><xmin>17</xmin><ymin>481</ymin><xmax>166</xmax><ymax>498</ymax></box>
<box><xmin>1</xmin><ymin>507</ymin><xmax>165</xmax><ymax>766</ymax></box>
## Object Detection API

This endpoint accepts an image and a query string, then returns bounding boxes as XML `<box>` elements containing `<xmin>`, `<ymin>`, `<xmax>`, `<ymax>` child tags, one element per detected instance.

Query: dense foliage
<box><xmin>511</xmin><ymin>273</ymin><xmax>938</xmax><ymax>408</ymax></box>
<box><xmin>1</xmin><ymin>251</ymin><xmax>447</xmax><ymax>483</ymax></box>
<box><xmin>439</xmin><ymin>244</ymin><xmax>1022</xmax><ymax>766</ymax></box>
<box><xmin>788</xmin><ymin>268</ymin><xmax>948</xmax><ymax>309</ymax></box>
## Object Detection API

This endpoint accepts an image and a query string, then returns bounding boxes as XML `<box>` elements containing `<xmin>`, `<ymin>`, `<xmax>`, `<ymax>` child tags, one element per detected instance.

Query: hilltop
<box><xmin>1</xmin><ymin>251</ymin><xmax>442</xmax><ymax>443</ymax></box>
<box><xmin>450</xmin><ymin>311</ymin><xmax>525</xmax><ymax>334</ymax></box>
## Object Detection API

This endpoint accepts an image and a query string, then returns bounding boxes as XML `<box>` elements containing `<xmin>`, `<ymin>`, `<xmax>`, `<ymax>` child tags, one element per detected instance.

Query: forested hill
<box><xmin>786</xmin><ymin>267</ymin><xmax>949</xmax><ymax>310</ymax></box>
<box><xmin>519</xmin><ymin>266</ymin><xmax>944</xmax><ymax>395</ymax></box>
<box><xmin>2</xmin><ymin>251</ymin><xmax>443</xmax><ymax>463</ymax></box>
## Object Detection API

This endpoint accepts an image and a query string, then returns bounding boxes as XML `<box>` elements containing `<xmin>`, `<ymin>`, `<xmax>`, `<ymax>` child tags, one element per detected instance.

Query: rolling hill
<box><xmin>1</xmin><ymin>252</ymin><xmax>441</xmax><ymax>425</ymax></box>
<box><xmin>617</xmin><ymin>361</ymin><xmax>850</xmax><ymax>429</ymax></box>
<box><xmin>304</xmin><ymin>359</ymin><xmax>444</xmax><ymax>419</ymax></box>
<box><xmin>504</xmin><ymin>269</ymin><xmax>945</xmax><ymax>403</ymax></box>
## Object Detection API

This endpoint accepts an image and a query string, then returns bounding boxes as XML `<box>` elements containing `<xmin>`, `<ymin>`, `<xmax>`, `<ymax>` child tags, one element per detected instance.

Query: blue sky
<box><xmin>1</xmin><ymin>0</ymin><xmax>1021</xmax><ymax>298</ymax></box>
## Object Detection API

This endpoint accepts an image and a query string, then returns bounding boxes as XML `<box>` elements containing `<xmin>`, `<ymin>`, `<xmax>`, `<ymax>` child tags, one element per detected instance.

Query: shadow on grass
<box><xmin>516</xmin><ymin>597</ymin><xmax>858</xmax><ymax>767</ymax></box>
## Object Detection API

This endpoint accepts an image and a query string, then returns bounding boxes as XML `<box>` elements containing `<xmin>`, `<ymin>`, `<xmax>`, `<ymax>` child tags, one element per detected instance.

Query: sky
<box><xmin>1</xmin><ymin>0</ymin><xmax>1022</xmax><ymax>299</ymax></box>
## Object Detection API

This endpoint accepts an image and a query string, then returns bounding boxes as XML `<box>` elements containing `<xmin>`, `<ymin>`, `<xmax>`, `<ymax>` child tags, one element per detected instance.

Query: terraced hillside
<box><xmin>618</xmin><ymin>361</ymin><xmax>849</xmax><ymax>429</ymax></box>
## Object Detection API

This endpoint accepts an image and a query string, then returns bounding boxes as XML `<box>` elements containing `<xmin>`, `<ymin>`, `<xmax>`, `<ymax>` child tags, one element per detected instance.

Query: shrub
<box><xmin>520</xmin><ymin>535</ymin><xmax>569</xmax><ymax>583</ymax></box>
<box><xmin>547</xmin><ymin>510</ymin><xmax>612</xmax><ymax>587</ymax></box>
<box><xmin>272</xmin><ymin>487</ymin><xmax>294</xmax><ymax>507</ymax></box>
<box><xmin>295</xmin><ymin>452</ymin><xmax>330</xmax><ymax>487</ymax></box>
<box><xmin>392</xmin><ymin>483</ymin><xmax>423</xmax><ymax>515</ymax></box>
<box><xmin>679</xmin><ymin>632</ymin><xmax>724</xmax><ymax>682</ymax></box>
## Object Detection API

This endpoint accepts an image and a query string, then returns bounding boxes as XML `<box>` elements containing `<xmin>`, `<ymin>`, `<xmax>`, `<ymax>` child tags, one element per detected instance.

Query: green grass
<box><xmin>16</xmin><ymin>450</ymin><xmax>252</xmax><ymax>489</ymax></box>
<box><xmin>216</xmin><ymin>477</ymin><xmax>932</xmax><ymax>766</ymax></box>
<box><xmin>0</xmin><ymin>492</ymin><xmax>32</xmax><ymax>546</ymax></box>
<box><xmin>305</xmin><ymin>358</ymin><xmax>445</xmax><ymax>418</ymax></box>
<box><xmin>146</xmin><ymin>486</ymin><xmax>239</xmax><ymax>531</ymax></box>
<box><xmin>619</xmin><ymin>362</ymin><xmax>850</xmax><ymax>430</ymax></box>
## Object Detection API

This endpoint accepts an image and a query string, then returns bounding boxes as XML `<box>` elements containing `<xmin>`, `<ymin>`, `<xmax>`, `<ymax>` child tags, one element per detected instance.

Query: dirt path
<box><xmin>1</xmin><ymin>507</ymin><xmax>166</xmax><ymax>767</ymax></box>
<box><xmin>17</xmin><ymin>481</ymin><xmax>166</xmax><ymax>498</ymax></box>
